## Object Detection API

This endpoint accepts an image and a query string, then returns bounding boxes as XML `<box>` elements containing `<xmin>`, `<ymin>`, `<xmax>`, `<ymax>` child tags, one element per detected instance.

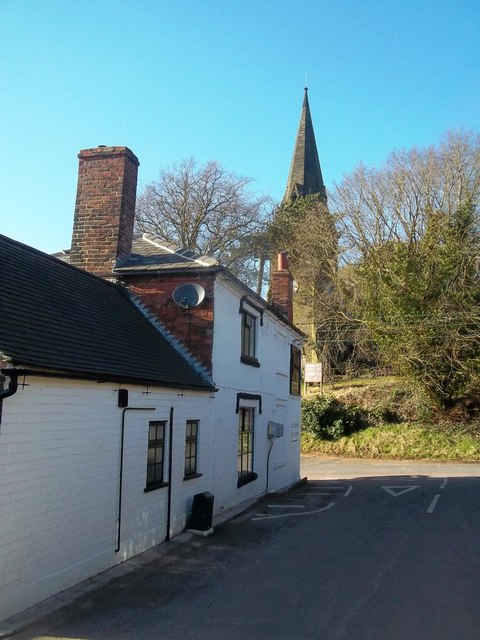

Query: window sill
<box><xmin>241</xmin><ymin>355</ymin><xmax>260</xmax><ymax>368</ymax></box>
<box><xmin>183</xmin><ymin>472</ymin><xmax>203</xmax><ymax>481</ymax></box>
<box><xmin>144</xmin><ymin>481</ymin><xmax>169</xmax><ymax>493</ymax></box>
<box><xmin>237</xmin><ymin>471</ymin><xmax>258</xmax><ymax>488</ymax></box>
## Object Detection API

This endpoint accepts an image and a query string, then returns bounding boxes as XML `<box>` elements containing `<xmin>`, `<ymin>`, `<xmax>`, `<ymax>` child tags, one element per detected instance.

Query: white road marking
<box><xmin>295</xmin><ymin>484</ymin><xmax>353</xmax><ymax>498</ymax></box>
<box><xmin>266</xmin><ymin>504</ymin><xmax>305</xmax><ymax>509</ymax></box>
<box><xmin>252</xmin><ymin>502</ymin><xmax>336</xmax><ymax>521</ymax></box>
<box><xmin>440</xmin><ymin>478</ymin><xmax>448</xmax><ymax>489</ymax></box>
<box><xmin>382</xmin><ymin>485</ymin><xmax>420</xmax><ymax>497</ymax></box>
<box><xmin>298</xmin><ymin>492</ymin><xmax>341</xmax><ymax>496</ymax></box>
<box><xmin>427</xmin><ymin>494</ymin><xmax>441</xmax><ymax>513</ymax></box>
<box><xmin>309</xmin><ymin>485</ymin><xmax>347</xmax><ymax>489</ymax></box>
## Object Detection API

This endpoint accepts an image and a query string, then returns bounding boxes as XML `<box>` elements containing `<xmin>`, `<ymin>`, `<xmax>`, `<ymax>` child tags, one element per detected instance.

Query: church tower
<box><xmin>284</xmin><ymin>87</ymin><xmax>327</xmax><ymax>204</ymax></box>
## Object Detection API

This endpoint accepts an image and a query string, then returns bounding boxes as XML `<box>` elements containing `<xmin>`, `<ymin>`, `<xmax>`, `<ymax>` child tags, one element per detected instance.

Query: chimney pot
<box><xmin>270</xmin><ymin>251</ymin><xmax>294</xmax><ymax>323</ymax></box>
<box><xmin>277</xmin><ymin>251</ymin><xmax>289</xmax><ymax>271</ymax></box>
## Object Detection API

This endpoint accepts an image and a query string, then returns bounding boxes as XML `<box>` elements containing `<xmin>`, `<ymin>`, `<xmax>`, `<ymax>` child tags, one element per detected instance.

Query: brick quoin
<box><xmin>70</xmin><ymin>146</ymin><xmax>139</xmax><ymax>275</ymax></box>
<box><xmin>124</xmin><ymin>273</ymin><xmax>216</xmax><ymax>373</ymax></box>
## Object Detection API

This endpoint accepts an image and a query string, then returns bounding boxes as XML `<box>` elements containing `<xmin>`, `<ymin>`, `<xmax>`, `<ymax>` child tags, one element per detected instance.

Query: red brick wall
<box><xmin>124</xmin><ymin>273</ymin><xmax>216</xmax><ymax>373</ymax></box>
<box><xmin>270</xmin><ymin>253</ymin><xmax>293</xmax><ymax>322</ymax></box>
<box><xmin>70</xmin><ymin>146</ymin><xmax>139</xmax><ymax>275</ymax></box>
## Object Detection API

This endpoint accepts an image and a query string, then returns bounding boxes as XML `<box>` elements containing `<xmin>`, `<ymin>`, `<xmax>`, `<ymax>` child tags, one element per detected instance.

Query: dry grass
<box><xmin>301</xmin><ymin>377</ymin><xmax>480</xmax><ymax>461</ymax></box>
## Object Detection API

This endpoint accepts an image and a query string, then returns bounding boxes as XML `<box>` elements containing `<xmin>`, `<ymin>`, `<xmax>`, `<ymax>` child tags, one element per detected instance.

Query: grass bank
<box><xmin>301</xmin><ymin>378</ymin><xmax>480</xmax><ymax>462</ymax></box>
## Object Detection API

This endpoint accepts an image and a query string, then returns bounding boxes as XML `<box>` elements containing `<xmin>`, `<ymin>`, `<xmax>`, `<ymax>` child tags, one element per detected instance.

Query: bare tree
<box><xmin>334</xmin><ymin>130</ymin><xmax>480</xmax><ymax>262</ymax></box>
<box><xmin>135</xmin><ymin>158</ymin><xmax>272</xmax><ymax>284</ymax></box>
<box><xmin>331</xmin><ymin>129</ymin><xmax>480</xmax><ymax>409</ymax></box>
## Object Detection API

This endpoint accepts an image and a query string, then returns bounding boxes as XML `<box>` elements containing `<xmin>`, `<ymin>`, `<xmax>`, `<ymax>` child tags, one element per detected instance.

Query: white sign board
<box><xmin>304</xmin><ymin>363</ymin><xmax>323</xmax><ymax>383</ymax></box>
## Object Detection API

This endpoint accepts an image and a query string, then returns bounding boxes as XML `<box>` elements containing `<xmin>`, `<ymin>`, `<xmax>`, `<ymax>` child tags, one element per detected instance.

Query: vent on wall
<box><xmin>172</xmin><ymin>283</ymin><xmax>206</xmax><ymax>309</ymax></box>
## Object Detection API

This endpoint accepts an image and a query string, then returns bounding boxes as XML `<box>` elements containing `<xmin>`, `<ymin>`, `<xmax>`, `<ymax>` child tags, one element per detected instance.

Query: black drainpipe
<box><xmin>166</xmin><ymin>407</ymin><xmax>174</xmax><ymax>541</ymax></box>
<box><xmin>116</xmin><ymin>406</ymin><xmax>156</xmax><ymax>553</ymax></box>
<box><xmin>0</xmin><ymin>369</ymin><xmax>21</xmax><ymax>400</ymax></box>
<box><xmin>266</xmin><ymin>435</ymin><xmax>275</xmax><ymax>493</ymax></box>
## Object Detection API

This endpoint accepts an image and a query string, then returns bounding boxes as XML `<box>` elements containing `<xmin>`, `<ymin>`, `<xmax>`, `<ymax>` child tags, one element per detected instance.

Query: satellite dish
<box><xmin>172</xmin><ymin>283</ymin><xmax>206</xmax><ymax>309</ymax></box>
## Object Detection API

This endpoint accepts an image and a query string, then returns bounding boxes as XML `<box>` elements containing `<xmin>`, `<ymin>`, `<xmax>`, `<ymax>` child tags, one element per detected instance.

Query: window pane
<box><xmin>184</xmin><ymin>420</ymin><xmax>198</xmax><ymax>476</ymax></box>
<box><xmin>290</xmin><ymin>345</ymin><xmax>302</xmax><ymax>395</ymax></box>
<box><xmin>241</xmin><ymin>312</ymin><xmax>256</xmax><ymax>357</ymax></box>
<box><xmin>238</xmin><ymin>408</ymin><xmax>254</xmax><ymax>476</ymax></box>
<box><xmin>147</xmin><ymin>421</ymin><xmax>166</xmax><ymax>487</ymax></box>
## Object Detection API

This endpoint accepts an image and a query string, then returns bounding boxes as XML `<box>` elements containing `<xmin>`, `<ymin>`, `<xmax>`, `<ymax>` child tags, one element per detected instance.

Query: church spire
<box><xmin>284</xmin><ymin>87</ymin><xmax>327</xmax><ymax>204</ymax></box>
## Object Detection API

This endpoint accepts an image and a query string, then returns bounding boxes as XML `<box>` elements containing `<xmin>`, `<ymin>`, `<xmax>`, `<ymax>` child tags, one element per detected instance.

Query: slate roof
<box><xmin>284</xmin><ymin>87</ymin><xmax>327</xmax><ymax>204</ymax></box>
<box><xmin>0</xmin><ymin>234</ymin><xmax>214</xmax><ymax>390</ymax></box>
<box><xmin>51</xmin><ymin>233</ymin><xmax>304</xmax><ymax>335</ymax></box>
<box><xmin>115</xmin><ymin>233</ymin><xmax>219</xmax><ymax>272</ymax></box>
<box><xmin>52</xmin><ymin>234</ymin><xmax>219</xmax><ymax>273</ymax></box>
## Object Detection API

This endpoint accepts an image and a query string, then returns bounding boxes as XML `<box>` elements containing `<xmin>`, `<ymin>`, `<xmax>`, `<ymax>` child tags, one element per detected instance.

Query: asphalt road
<box><xmin>10</xmin><ymin>457</ymin><xmax>480</xmax><ymax>640</ymax></box>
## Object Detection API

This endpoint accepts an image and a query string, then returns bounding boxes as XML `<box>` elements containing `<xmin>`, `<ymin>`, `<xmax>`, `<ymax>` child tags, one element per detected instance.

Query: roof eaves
<box><xmin>3</xmin><ymin>363</ymin><xmax>215</xmax><ymax>391</ymax></box>
<box><xmin>217</xmin><ymin>270</ymin><xmax>305</xmax><ymax>338</ymax></box>
<box><xmin>115</xmin><ymin>265</ymin><xmax>223</xmax><ymax>277</ymax></box>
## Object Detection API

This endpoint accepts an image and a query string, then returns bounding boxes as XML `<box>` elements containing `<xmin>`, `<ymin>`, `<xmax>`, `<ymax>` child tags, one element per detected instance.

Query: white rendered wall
<box><xmin>0</xmin><ymin>377</ymin><xmax>213</xmax><ymax>622</ymax></box>
<box><xmin>210</xmin><ymin>277</ymin><xmax>302</xmax><ymax>515</ymax></box>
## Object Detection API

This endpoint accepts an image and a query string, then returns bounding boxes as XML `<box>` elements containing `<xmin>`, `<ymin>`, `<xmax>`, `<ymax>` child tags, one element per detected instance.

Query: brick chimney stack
<box><xmin>70</xmin><ymin>146</ymin><xmax>140</xmax><ymax>276</ymax></box>
<box><xmin>270</xmin><ymin>251</ymin><xmax>294</xmax><ymax>322</ymax></box>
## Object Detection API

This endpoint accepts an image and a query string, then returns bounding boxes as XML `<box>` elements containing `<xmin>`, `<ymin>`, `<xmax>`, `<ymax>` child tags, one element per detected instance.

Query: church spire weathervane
<box><xmin>283</xmin><ymin>86</ymin><xmax>327</xmax><ymax>204</ymax></box>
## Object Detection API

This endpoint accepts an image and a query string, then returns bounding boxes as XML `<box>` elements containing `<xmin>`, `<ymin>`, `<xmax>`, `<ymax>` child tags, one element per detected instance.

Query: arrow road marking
<box><xmin>381</xmin><ymin>485</ymin><xmax>420</xmax><ymax>497</ymax></box>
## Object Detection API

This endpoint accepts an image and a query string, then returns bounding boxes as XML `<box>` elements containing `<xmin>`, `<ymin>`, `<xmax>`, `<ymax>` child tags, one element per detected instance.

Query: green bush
<box><xmin>300</xmin><ymin>379</ymin><xmax>480</xmax><ymax>460</ymax></box>
<box><xmin>301</xmin><ymin>394</ymin><xmax>366</xmax><ymax>441</ymax></box>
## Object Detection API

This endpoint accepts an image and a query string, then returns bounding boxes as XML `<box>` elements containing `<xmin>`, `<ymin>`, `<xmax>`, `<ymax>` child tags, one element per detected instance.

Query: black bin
<box><xmin>188</xmin><ymin>491</ymin><xmax>214</xmax><ymax>532</ymax></box>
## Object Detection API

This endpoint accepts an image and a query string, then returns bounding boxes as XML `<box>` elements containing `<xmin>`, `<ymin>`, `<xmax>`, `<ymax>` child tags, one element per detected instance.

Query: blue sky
<box><xmin>1</xmin><ymin>0</ymin><xmax>479</xmax><ymax>253</ymax></box>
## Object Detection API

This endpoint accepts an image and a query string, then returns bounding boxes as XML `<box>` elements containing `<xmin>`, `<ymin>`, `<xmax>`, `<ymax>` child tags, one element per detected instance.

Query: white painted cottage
<box><xmin>116</xmin><ymin>235</ymin><xmax>304</xmax><ymax>514</ymax></box>
<box><xmin>68</xmin><ymin>145</ymin><xmax>304</xmax><ymax>517</ymax></box>
<box><xmin>0</xmin><ymin>145</ymin><xmax>304</xmax><ymax>623</ymax></box>
<box><xmin>114</xmin><ymin>234</ymin><xmax>303</xmax><ymax>512</ymax></box>
<box><xmin>0</xmin><ymin>234</ymin><xmax>215</xmax><ymax>622</ymax></box>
